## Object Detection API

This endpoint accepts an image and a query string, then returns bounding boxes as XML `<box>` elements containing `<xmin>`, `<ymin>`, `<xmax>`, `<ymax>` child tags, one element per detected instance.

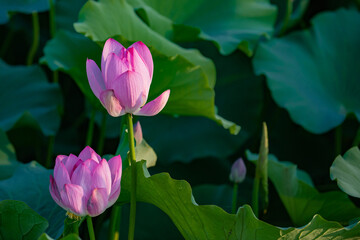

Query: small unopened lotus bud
<box><xmin>134</xmin><ymin>121</ymin><xmax>143</xmax><ymax>145</ymax></box>
<box><xmin>229</xmin><ymin>158</ymin><xmax>247</xmax><ymax>183</ymax></box>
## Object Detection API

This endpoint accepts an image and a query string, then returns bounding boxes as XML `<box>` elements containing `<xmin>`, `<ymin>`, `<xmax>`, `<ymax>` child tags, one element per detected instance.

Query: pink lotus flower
<box><xmin>49</xmin><ymin>146</ymin><xmax>122</xmax><ymax>217</ymax></box>
<box><xmin>86</xmin><ymin>38</ymin><xmax>170</xmax><ymax>117</ymax></box>
<box><xmin>229</xmin><ymin>158</ymin><xmax>247</xmax><ymax>183</ymax></box>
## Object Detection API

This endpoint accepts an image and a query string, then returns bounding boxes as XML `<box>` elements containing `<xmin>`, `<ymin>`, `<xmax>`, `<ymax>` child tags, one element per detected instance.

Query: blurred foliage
<box><xmin>0</xmin><ymin>200</ymin><xmax>48</xmax><ymax>240</ymax></box>
<box><xmin>254</xmin><ymin>9</ymin><xmax>360</xmax><ymax>134</ymax></box>
<box><xmin>0</xmin><ymin>130</ymin><xmax>65</xmax><ymax>238</ymax></box>
<box><xmin>247</xmin><ymin>151</ymin><xmax>360</xmax><ymax>226</ymax></box>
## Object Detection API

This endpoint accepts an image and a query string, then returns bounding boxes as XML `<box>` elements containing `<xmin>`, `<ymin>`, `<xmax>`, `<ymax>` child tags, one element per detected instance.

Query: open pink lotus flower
<box><xmin>49</xmin><ymin>146</ymin><xmax>122</xmax><ymax>217</ymax></box>
<box><xmin>86</xmin><ymin>38</ymin><xmax>170</xmax><ymax>117</ymax></box>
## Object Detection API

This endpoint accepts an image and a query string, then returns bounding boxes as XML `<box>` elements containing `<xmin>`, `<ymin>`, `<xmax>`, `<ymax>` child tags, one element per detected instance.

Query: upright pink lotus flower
<box><xmin>229</xmin><ymin>158</ymin><xmax>247</xmax><ymax>184</ymax></box>
<box><xmin>86</xmin><ymin>38</ymin><xmax>170</xmax><ymax>117</ymax></box>
<box><xmin>49</xmin><ymin>146</ymin><xmax>122</xmax><ymax>218</ymax></box>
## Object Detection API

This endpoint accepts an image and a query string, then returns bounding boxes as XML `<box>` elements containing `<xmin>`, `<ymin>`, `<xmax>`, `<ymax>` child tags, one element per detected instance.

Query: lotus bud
<box><xmin>134</xmin><ymin>121</ymin><xmax>143</xmax><ymax>145</ymax></box>
<box><xmin>229</xmin><ymin>158</ymin><xmax>247</xmax><ymax>183</ymax></box>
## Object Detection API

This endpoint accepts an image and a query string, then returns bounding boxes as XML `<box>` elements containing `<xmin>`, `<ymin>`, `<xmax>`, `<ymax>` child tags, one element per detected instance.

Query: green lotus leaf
<box><xmin>0</xmin><ymin>131</ymin><xmax>65</xmax><ymax>238</ymax></box>
<box><xmin>0</xmin><ymin>200</ymin><xmax>48</xmax><ymax>240</ymax></box>
<box><xmin>117</xmin><ymin>161</ymin><xmax>360</xmax><ymax>238</ymax></box>
<box><xmin>253</xmin><ymin>9</ymin><xmax>360</xmax><ymax>134</ymax></box>
<box><xmin>247</xmin><ymin>150</ymin><xmax>360</xmax><ymax>226</ymax></box>
<box><xmin>0</xmin><ymin>60</ymin><xmax>62</xmax><ymax>136</ymax></box>
<box><xmin>331</xmin><ymin>147</ymin><xmax>360</xmax><ymax>198</ymax></box>
<box><xmin>128</xmin><ymin>0</ymin><xmax>277</xmax><ymax>56</ymax></box>
<box><xmin>0</xmin><ymin>0</ymin><xmax>49</xmax><ymax>24</ymax></box>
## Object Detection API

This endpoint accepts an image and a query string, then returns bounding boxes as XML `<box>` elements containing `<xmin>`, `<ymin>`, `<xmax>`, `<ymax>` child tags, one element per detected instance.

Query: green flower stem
<box><xmin>45</xmin><ymin>135</ymin><xmax>55</xmax><ymax>168</ymax></box>
<box><xmin>86</xmin><ymin>216</ymin><xmax>96</xmax><ymax>240</ymax></box>
<box><xmin>26</xmin><ymin>12</ymin><xmax>40</xmax><ymax>65</ymax></box>
<box><xmin>251</xmin><ymin>177</ymin><xmax>260</xmax><ymax>217</ymax></box>
<box><xmin>109</xmin><ymin>205</ymin><xmax>122</xmax><ymax>240</ymax></box>
<box><xmin>63</xmin><ymin>216</ymin><xmax>80</xmax><ymax>237</ymax></box>
<box><xmin>52</xmin><ymin>71</ymin><xmax>59</xmax><ymax>83</ymax></box>
<box><xmin>49</xmin><ymin>0</ymin><xmax>56</xmax><ymax>37</ymax></box>
<box><xmin>86</xmin><ymin>109</ymin><xmax>96</xmax><ymax>146</ymax></box>
<box><xmin>48</xmin><ymin>0</ymin><xmax>59</xmax><ymax>83</ymax></box>
<box><xmin>252</xmin><ymin>122</ymin><xmax>269</xmax><ymax>217</ymax></box>
<box><xmin>231</xmin><ymin>182</ymin><xmax>238</xmax><ymax>214</ymax></box>
<box><xmin>126</xmin><ymin>113</ymin><xmax>137</xmax><ymax>240</ymax></box>
<box><xmin>279</xmin><ymin>0</ymin><xmax>292</xmax><ymax>36</ymax></box>
<box><xmin>352</xmin><ymin>126</ymin><xmax>360</xmax><ymax>147</ymax></box>
<box><xmin>97</xmin><ymin>112</ymin><xmax>107</xmax><ymax>155</ymax></box>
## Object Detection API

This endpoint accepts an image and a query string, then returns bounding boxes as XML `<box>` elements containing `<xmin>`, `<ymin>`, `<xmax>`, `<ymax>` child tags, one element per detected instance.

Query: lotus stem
<box><xmin>86</xmin><ymin>216</ymin><xmax>96</xmax><ymax>240</ymax></box>
<box><xmin>231</xmin><ymin>182</ymin><xmax>238</xmax><ymax>214</ymax></box>
<box><xmin>126</xmin><ymin>113</ymin><xmax>137</xmax><ymax>240</ymax></box>
<box><xmin>26</xmin><ymin>12</ymin><xmax>40</xmax><ymax>65</ymax></box>
<box><xmin>252</xmin><ymin>177</ymin><xmax>260</xmax><ymax>217</ymax></box>
<box><xmin>48</xmin><ymin>0</ymin><xmax>59</xmax><ymax>83</ymax></box>
<box><xmin>63</xmin><ymin>215</ymin><xmax>80</xmax><ymax>237</ymax></box>
<box><xmin>279</xmin><ymin>0</ymin><xmax>292</xmax><ymax>36</ymax></box>
<box><xmin>109</xmin><ymin>205</ymin><xmax>122</xmax><ymax>240</ymax></box>
<box><xmin>252</xmin><ymin>122</ymin><xmax>269</xmax><ymax>217</ymax></box>
<box><xmin>49</xmin><ymin>0</ymin><xmax>56</xmax><ymax>37</ymax></box>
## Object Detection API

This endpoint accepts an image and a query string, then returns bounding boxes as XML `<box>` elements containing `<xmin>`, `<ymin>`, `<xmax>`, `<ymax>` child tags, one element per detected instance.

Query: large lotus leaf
<box><xmin>0</xmin><ymin>0</ymin><xmax>49</xmax><ymax>24</ymax></box>
<box><xmin>234</xmin><ymin>207</ymin><xmax>360</xmax><ymax>239</ymax></box>
<box><xmin>253</xmin><ymin>9</ymin><xmax>360</xmax><ymax>134</ymax></box>
<box><xmin>192</xmin><ymin>183</ymin><xmax>253</xmax><ymax>214</ymax></box>
<box><xmin>74</xmin><ymin>0</ymin><xmax>215</xmax><ymax>86</ymax></box>
<box><xmin>0</xmin><ymin>162</ymin><xmax>65</xmax><ymax>238</ymax></box>
<box><xmin>0</xmin><ymin>200</ymin><xmax>48</xmax><ymax>240</ymax></box>
<box><xmin>0</xmin><ymin>133</ymin><xmax>65</xmax><ymax>238</ymax></box>
<box><xmin>0</xmin><ymin>60</ymin><xmax>62</xmax><ymax>136</ymax></box>
<box><xmin>118</xmin><ymin>161</ymin><xmax>360</xmax><ymax>239</ymax></box>
<box><xmin>55</xmin><ymin>0</ymin><xmax>87</xmax><ymax>32</ymax></box>
<box><xmin>41</xmin><ymin>30</ymin><xmax>103</xmax><ymax>109</ymax></box>
<box><xmin>127</xmin><ymin>0</ymin><xmax>277</xmax><ymax>56</ymax></box>
<box><xmin>98</xmin><ymin>203</ymin><xmax>182</xmax><ymax>239</ymax></box>
<box><xmin>134</xmin><ymin>45</ymin><xmax>263</xmax><ymax>164</ymax></box>
<box><xmin>278</xmin><ymin>214</ymin><xmax>360</xmax><ymax>239</ymax></box>
<box><xmin>140</xmin><ymin>115</ymin><xmax>243</xmax><ymax>164</ymax></box>
<box><xmin>0</xmin><ymin>129</ymin><xmax>19</xmax><ymax>179</ymax></box>
<box><xmin>247</xmin><ymin>151</ymin><xmax>360</xmax><ymax>226</ymax></box>
<box><xmin>118</xmin><ymin>161</ymin><xmax>249</xmax><ymax>239</ymax></box>
<box><xmin>330</xmin><ymin>147</ymin><xmax>360</xmax><ymax>198</ymax></box>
